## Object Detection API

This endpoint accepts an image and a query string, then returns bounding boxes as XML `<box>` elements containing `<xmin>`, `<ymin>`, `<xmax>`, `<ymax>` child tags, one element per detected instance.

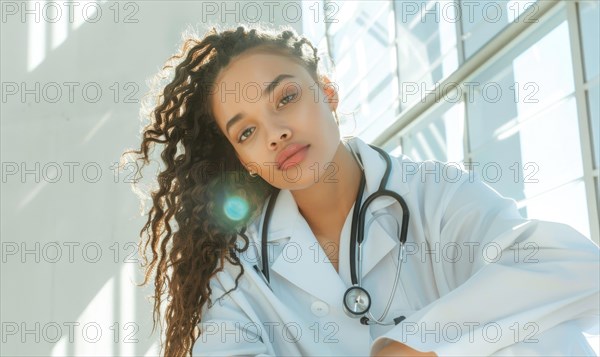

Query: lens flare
<box><xmin>224</xmin><ymin>195</ymin><xmax>249</xmax><ymax>221</ymax></box>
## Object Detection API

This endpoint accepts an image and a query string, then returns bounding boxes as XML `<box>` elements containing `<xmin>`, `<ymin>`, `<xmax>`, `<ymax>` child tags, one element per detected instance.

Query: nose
<box><xmin>267</xmin><ymin>123</ymin><xmax>292</xmax><ymax>150</ymax></box>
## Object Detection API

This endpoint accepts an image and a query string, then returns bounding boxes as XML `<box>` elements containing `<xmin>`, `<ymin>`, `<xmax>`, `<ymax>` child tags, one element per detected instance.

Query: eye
<box><xmin>277</xmin><ymin>93</ymin><xmax>297</xmax><ymax>108</ymax></box>
<box><xmin>237</xmin><ymin>127</ymin><xmax>255</xmax><ymax>143</ymax></box>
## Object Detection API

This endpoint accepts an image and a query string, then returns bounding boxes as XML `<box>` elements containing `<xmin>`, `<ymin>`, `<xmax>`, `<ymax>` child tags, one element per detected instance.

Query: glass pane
<box><xmin>302</xmin><ymin>0</ymin><xmax>326</xmax><ymax>45</ymax></box>
<box><xmin>401</xmin><ymin>101</ymin><xmax>465</xmax><ymax>162</ymax></box>
<box><xmin>334</xmin><ymin>15</ymin><xmax>396</xmax><ymax>103</ymax></box>
<box><xmin>467</xmin><ymin>8</ymin><xmax>573</xmax><ymax>152</ymax></box>
<box><xmin>341</xmin><ymin>84</ymin><xmax>362</xmax><ymax>115</ymax></box>
<box><xmin>588</xmin><ymin>84</ymin><xmax>600</xmax><ymax>169</ymax></box>
<box><xmin>329</xmin><ymin>1</ymin><xmax>391</xmax><ymax>59</ymax></box>
<box><xmin>512</xmin><ymin>21</ymin><xmax>574</xmax><ymax>119</ymax></box>
<box><xmin>461</xmin><ymin>0</ymin><xmax>539</xmax><ymax>58</ymax></box>
<box><xmin>516</xmin><ymin>96</ymin><xmax>583</xmax><ymax>196</ymax></box>
<box><xmin>579</xmin><ymin>0</ymin><xmax>600</xmax><ymax>81</ymax></box>
<box><xmin>396</xmin><ymin>0</ymin><xmax>458</xmax><ymax>108</ymax></box>
<box><xmin>469</xmin><ymin>134</ymin><xmax>525</xmax><ymax>201</ymax></box>
<box><xmin>354</xmin><ymin>74</ymin><xmax>398</xmax><ymax>132</ymax></box>
<box><xmin>353</xmin><ymin>101</ymin><xmax>400</xmax><ymax>142</ymax></box>
<box><xmin>471</xmin><ymin>95</ymin><xmax>583</xmax><ymax>200</ymax></box>
<box><xmin>523</xmin><ymin>179</ymin><xmax>591</xmax><ymax>239</ymax></box>
<box><xmin>461</xmin><ymin>1</ymin><xmax>509</xmax><ymax>59</ymax></box>
<box><xmin>339</xmin><ymin>48</ymin><xmax>398</xmax><ymax>133</ymax></box>
<box><xmin>466</xmin><ymin>70</ymin><xmax>519</xmax><ymax>152</ymax></box>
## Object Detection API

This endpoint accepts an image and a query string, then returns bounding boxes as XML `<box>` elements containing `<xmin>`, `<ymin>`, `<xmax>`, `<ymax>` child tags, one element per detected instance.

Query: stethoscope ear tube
<box><xmin>260</xmin><ymin>189</ymin><xmax>280</xmax><ymax>284</ymax></box>
<box><xmin>365</xmin><ymin>189</ymin><xmax>409</xmax><ymax>246</ymax></box>
<box><xmin>349</xmin><ymin>171</ymin><xmax>367</xmax><ymax>285</ymax></box>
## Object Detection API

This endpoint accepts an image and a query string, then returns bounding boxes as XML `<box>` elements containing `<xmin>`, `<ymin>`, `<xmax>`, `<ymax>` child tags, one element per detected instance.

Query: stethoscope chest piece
<box><xmin>343</xmin><ymin>285</ymin><xmax>371</xmax><ymax>317</ymax></box>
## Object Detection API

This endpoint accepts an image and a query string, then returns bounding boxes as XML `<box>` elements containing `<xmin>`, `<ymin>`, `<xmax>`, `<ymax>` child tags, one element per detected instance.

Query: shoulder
<box><xmin>391</xmin><ymin>154</ymin><xmax>473</xmax><ymax>200</ymax></box>
<box><xmin>387</xmin><ymin>154</ymin><xmax>515</xmax><ymax>228</ymax></box>
<box><xmin>393</xmin><ymin>154</ymin><xmax>469</xmax><ymax>184</ymax></box>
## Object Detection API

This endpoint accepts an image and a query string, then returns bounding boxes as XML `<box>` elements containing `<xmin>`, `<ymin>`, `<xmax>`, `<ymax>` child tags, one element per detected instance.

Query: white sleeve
<box><xmin>192</xmin><ymin>268</ymin><xmax>274</xmax><ymax>357</ymax></box>
<box><xmin>371</xmin><ymin>166</ymin><xmax>600</xmax><ymax>356</ymax></box>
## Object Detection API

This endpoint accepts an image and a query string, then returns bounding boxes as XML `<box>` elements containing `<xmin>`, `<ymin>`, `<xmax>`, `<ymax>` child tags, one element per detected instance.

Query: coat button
<box><xmin>311</xmin><ymin>301</ymin><xmax>329</xmax><ymax>317</ymax></box>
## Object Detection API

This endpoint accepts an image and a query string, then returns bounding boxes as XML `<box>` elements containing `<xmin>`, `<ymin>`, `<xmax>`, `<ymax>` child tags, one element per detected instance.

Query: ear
<box><xmin>320</xmin><ymin>75</ymin><xmax>339</xmax><ymax>112</ymax></box>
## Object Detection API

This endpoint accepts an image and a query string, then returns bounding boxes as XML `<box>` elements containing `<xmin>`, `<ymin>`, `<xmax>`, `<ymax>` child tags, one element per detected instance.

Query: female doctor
<box><xmin>126</xmin><ymin>25</ymin><xmax>600</xmax><ymax>356</ymax></box>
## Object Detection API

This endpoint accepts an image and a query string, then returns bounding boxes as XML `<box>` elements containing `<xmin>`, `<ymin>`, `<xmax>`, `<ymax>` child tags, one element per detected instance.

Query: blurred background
<box><xmin>1</xmin><ymin>0</ymin><xmax>598</xmax><ymax>355</ymax></box>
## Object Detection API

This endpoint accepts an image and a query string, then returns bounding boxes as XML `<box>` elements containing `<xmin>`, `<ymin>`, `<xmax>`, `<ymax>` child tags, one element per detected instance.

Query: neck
<box><xmin>291</xmin><ymin>140</ymin><xmax>362</xmax><ymax>235</ymax></box>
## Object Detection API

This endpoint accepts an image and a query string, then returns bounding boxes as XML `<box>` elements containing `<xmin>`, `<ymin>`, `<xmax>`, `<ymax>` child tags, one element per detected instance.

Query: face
<box><xmin>210</xmin><ymin>49</ymin><xmax>340</xmax><ymax>190</ymax></box>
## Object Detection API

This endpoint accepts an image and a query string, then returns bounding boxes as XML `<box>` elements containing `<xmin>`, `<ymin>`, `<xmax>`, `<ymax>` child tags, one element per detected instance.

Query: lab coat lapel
<box><xmin>360</xmin><ymin>207</ymin><xmax>400</xmax><ymax>277</ymax></box>
<box><xmin>266</xmin><ymin>190</ymin><xmax>346</xmax><ymax>305</ymax></box>
<box><xmin>348</xmin><ymin>138</ymin><xmax>411</xmax><ymax>277</ymax></box>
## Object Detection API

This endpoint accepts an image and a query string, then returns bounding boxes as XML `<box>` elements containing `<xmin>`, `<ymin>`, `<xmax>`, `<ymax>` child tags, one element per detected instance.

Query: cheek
<box><xmin>302</xmin><ymin>100</ymin><xmax>335</xmax><ymax>130</ymax></box>
<box><xmin>237</xmin><ymin>147</ymin><xmax>270</xmax><ymax>171</ymax></box>
<box><xmin>315</xmin><ymin>107</ymin><xmax>339</xmax><ymax>138</ymax></box>
<box><xmin>236</xmin><ymin>151</ymin><xmax>253</xmax><ymax>166</ymax></box>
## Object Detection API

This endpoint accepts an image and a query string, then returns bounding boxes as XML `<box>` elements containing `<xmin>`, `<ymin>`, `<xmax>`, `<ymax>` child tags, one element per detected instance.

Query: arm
<box><xmin>372</xmin><ymin>164</ymin><xmax>599</xmax><ymax>356</ymax></box>
<box><xmin>375</xmin><ymin>341</ymin><xmax>437</xmax><ymax>356</ymax></box>
<box><xmin>192</xmin><ymin>267</ymin><xmax>274</xmax><ymax>357</ymax></box>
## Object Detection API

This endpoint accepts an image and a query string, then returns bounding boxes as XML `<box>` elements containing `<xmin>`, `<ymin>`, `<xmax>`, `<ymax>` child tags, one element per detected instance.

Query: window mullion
<box><xmin>566</xmin><ymin>0</ymin><xmax>600</xmax><ymax>243</ymax></box>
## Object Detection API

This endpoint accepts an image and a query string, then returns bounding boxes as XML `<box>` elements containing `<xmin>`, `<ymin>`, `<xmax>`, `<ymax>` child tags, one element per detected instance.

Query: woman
<box><xmin>125</xmin><ymin>25</ymin><xmax>599</xmax><ymax>356</ymax></box>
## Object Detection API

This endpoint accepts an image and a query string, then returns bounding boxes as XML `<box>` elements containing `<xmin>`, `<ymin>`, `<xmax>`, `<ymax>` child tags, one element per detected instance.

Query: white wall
<box><xmin>0</xmin><ymin>1</ymin><xmax>302</xmax><ymax>355</ymax></box>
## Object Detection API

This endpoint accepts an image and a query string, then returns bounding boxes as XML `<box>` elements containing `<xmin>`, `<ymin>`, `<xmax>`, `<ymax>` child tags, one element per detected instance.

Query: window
<box><xmin>323</xmin><ymin>0</ymin><xmax>599</xmax><ymax>241</ymax></box>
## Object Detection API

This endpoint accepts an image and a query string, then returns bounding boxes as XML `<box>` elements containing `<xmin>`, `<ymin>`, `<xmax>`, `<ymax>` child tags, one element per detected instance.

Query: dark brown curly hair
<box><xmin>121</xmin><ymin>24</ymin><xmax>325</xmax><ymax>356</ymax></box>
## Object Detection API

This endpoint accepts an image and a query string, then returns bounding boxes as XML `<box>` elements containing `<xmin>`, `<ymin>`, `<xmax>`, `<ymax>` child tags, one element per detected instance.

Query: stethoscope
<box><xmin>241</xmin><ymin>143</ymin><xmax>410</xmax><ymax>326</ymax></box>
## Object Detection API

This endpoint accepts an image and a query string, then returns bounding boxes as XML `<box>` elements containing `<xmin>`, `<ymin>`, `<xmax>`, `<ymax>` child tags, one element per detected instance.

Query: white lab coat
<box><xmin>192</xmin><ymin>137</ymin><xmax>600</xmax><ymax>356</ymax></box>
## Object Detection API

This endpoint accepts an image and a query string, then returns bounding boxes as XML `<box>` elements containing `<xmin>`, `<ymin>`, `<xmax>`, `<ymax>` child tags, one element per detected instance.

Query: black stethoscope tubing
<box><xmin>261</xmin><ymin>186</ymin><xmax>279</xmax><ymax>283</ymax></box>
<box><xmin>351</xmin><ymin>145</ymin><xmax>409</xmax><ymax>285</ymax></box>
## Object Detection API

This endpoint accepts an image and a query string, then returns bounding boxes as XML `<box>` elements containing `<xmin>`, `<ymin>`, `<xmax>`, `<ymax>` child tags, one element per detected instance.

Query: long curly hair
<box><xmin>121</xmin><ymin>24</ymin><xmax>324</xmax><ymax>356</ymax></box>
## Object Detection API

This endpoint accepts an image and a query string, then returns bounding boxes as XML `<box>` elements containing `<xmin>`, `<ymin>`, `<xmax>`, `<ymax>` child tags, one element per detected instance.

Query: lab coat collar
<box><xmin>250</xmin><ymin>137</ymin><xmax>411</xmax><ymax>302</ymax></box>
<box><xmin>346</xmin><ymin>136</ymin><xmax>410</xmax><ymax>211</ymax></box>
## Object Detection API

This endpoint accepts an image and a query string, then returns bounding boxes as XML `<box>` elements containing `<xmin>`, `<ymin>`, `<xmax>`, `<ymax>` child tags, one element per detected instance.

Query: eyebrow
<box><xmin>225</xmin><ymin>74</ymin><xmax>295</xmax><ymax>136</ymax></box>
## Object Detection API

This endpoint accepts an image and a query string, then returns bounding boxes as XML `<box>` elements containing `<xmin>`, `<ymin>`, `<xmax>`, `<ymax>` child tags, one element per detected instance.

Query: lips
<box><xmin>276</xmin><ymin>143</ymin><xmax>310</xmax><ymax>170</ymax></box>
